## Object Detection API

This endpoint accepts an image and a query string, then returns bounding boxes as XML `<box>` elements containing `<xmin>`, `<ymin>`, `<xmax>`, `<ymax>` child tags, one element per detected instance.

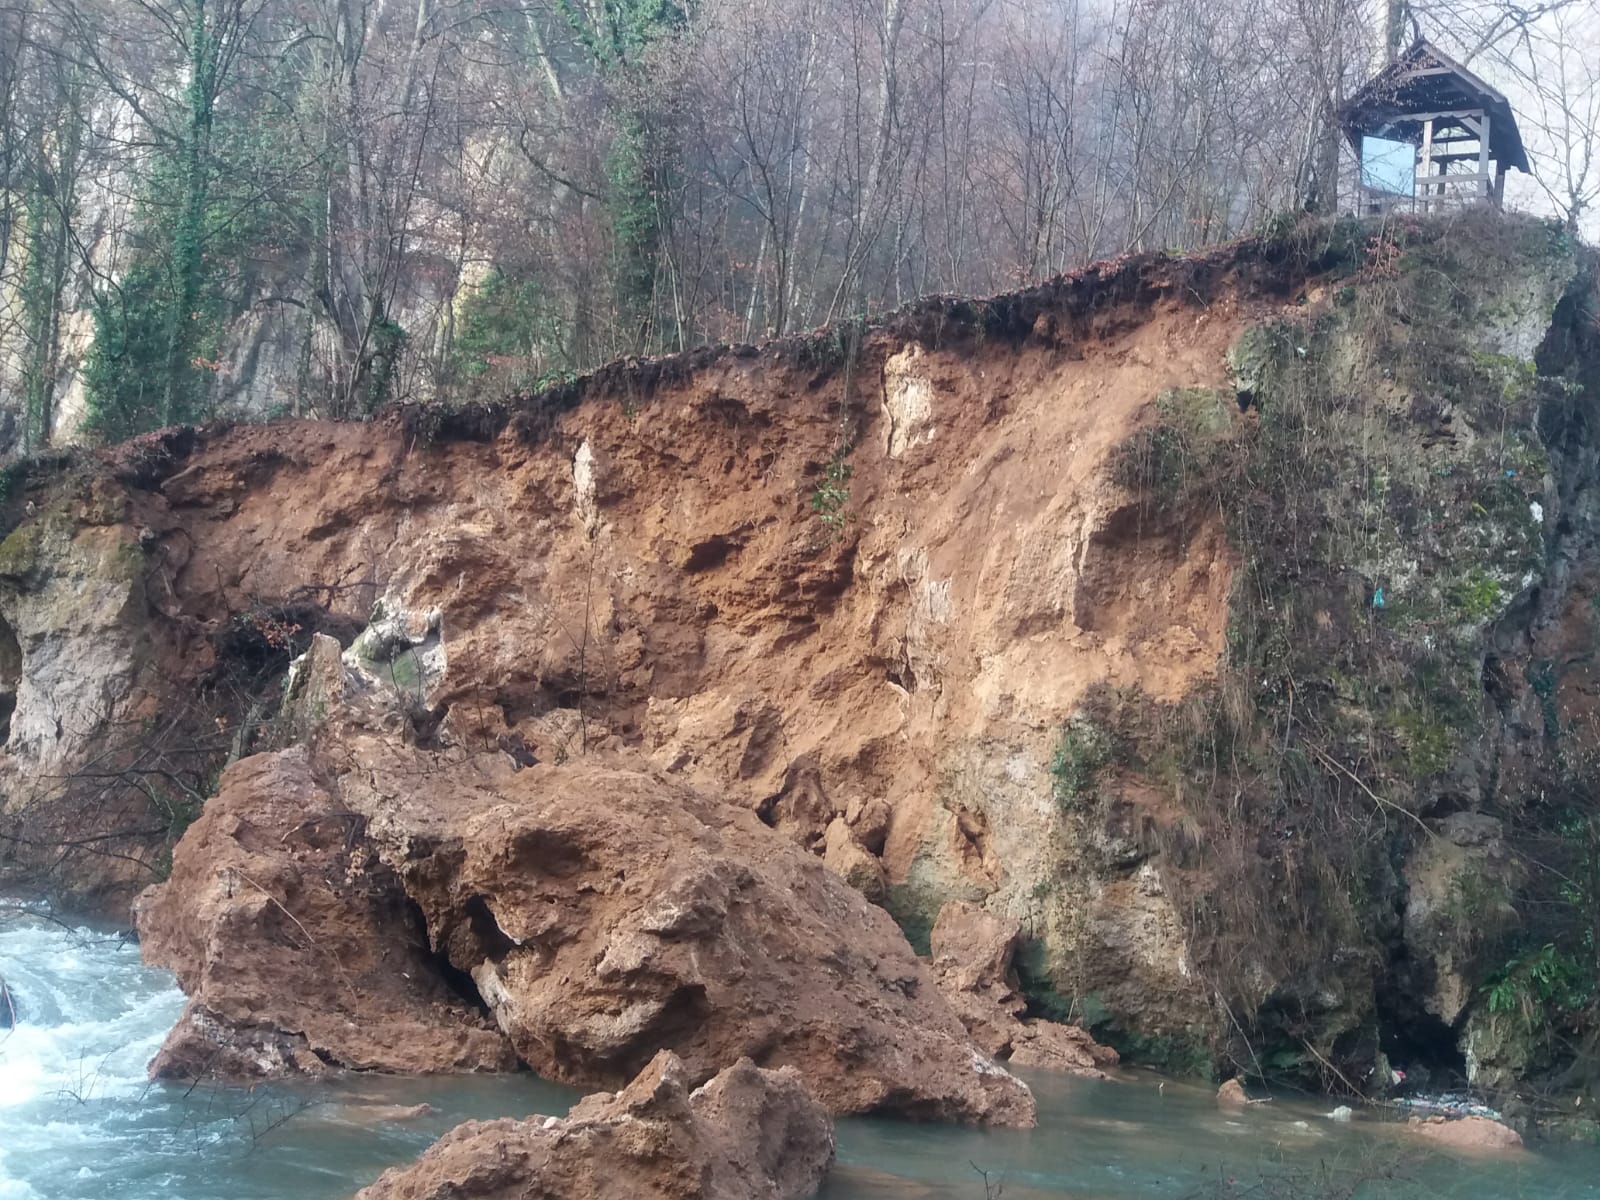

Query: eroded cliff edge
<box><xmin>2</xmin><ymin>212</ymin><xmax>1597</xmax><ymax>1104</ymax></box>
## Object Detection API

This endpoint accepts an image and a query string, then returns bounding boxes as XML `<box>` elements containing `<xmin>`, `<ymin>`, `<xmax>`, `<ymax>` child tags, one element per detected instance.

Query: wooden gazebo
<box><xmin>1340</xmin><ymin>41</ymin><xmax>1529</xmax><ymax>214</ymax></box>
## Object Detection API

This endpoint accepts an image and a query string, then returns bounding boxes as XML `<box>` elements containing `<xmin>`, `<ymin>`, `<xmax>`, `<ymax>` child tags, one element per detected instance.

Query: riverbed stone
<box><xmin>354</xmin><ymin>1052</ymin><xmax>834</xmax><ymax>1200</ymax></box>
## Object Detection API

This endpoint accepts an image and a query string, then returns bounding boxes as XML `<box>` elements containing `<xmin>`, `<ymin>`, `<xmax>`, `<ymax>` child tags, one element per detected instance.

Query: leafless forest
<box><xmin>0</xmin><ymin>0</ymin><xmax>1596</xmax><ymax>440</ymax></box>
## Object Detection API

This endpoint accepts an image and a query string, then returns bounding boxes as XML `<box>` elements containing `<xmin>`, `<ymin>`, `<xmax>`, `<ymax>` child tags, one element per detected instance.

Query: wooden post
<box><xmin>1419</xmin><ymin>117</ymin><xmax>1435</xmax><ymax>213</ymax></box>
<box><xmin>1493</xmin><ymin>167</ymin><xmax>1507</xmax><ymax>207</ymax></box>
<box><xmin>1478</xmin><ymin>111</ymin><xmax>1492</xmax><ymax>203</ymax></box>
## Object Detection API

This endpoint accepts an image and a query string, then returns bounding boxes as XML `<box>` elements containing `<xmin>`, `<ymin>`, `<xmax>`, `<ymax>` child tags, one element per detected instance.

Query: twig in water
<box><xmin>971</xmin><ymin>1161</ymin><xmax>1006</xmax><ymax>1199</ymax></box>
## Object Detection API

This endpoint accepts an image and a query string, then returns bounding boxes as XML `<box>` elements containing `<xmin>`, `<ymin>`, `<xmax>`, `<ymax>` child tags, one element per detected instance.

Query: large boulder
<box><xmin>140</xmin><ymin>631</ymin><xmax>1034</xmax><ymax>1122</ymax></box>
<box><xmin>1401</xmin><ymin>813</ymin><xmax>1523</xmax><ymax>1028</ymax></box>
<box><xmin>355</xmin><ymin>1051</ymin><xmax>834</xmax><ymax>1200</ymax></box>
<box><xmin>336</xmin><ymin>734</ymin><xmax>1035</xmax><ymax>1126</ymax></box>
<box><xmin>134</xmin><ymin>748</ymin><xmax>516</xmax><ymax>1080</ymax></box>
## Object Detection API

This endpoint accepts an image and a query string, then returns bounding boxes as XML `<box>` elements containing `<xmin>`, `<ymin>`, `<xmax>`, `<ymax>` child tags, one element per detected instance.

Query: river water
<box><xmin>3</xmin><ymin>914</ymin><xmax>1599</xmax><ymax>1200</ymax></box>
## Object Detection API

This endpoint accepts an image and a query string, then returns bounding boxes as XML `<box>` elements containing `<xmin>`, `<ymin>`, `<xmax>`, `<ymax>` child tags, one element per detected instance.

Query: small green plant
<box><xmin>1050</xmin><ymin>716</ymin><xmax>1112</xmax><ymax>806</ymax></box>
<box><xmin>1448</xmin><ymin>568</ymin><xmax>1504</xmax><ymax>623</ymax></box>
<box><xmin>1528</xmin><ymin>659</ymin><xmax>1561</xmax><ymax>739</ymax></box>
<box><xmin>810</xmin><ymin>450</ymin><xmax>854</xmax><ymax>534</ymax></box>
<box><xmin>1483</xmin><ymin>943</ymin><xmax>1591</xmax><ymax>1039</ymax></box>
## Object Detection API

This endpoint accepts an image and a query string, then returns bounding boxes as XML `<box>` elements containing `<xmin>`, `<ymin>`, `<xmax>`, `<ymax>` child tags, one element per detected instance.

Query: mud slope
<box><xmin>4</xmin><ymin>214</ymin><xmax>1598</xmax><ymax>1092</ymax></box>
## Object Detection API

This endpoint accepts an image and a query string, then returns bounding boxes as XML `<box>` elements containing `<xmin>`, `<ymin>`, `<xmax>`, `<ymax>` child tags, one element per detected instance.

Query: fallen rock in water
<box><xmin>355</xmin><ymin>1051</ymin><xmax>834</xmax><ymax>1200</ymax></box>
<box><xmin>1405</xmin><ymin>1114</ymin><xmax>1525</xmax><ymax>1153</ymax></box>
<box><xmin>337</xmin><ymin>735</ymin><xmax>1035</xmax><ymax>1126</ymax></box>
<box><xmin>134</xmin><ymin>748</ymin><xmax>516</xmax><ymax>1081</ymax></box>
<box><xmin>1006</xmin><ymin>1020</ymin><xmax>1118</xmax><ymax>1074</ymax></box>
<box><xmin>1216</xmin><ymin>1078</ymin><xmax>1249</xmax><ymax>1106</ymax></box>
<box><xmin>144</xmin><ymin>633</ymin><xmax>1033</xmax><ymax>1126</ymax></box>
<box><xmin>927</xmin><ymin>901</ymin><xmax>1118</xmax><ymax>1078</ymax></box>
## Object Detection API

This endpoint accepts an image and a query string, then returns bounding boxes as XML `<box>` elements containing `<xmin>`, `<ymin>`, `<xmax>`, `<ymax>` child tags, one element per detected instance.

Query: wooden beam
<box><xmin>1419</xmin><ymin>117</ymin><xmax>1435</xmax><ymax>213</ymax></box>
<box><xmin>1417</xmin><ymin>171</ymin><xmax>1495</xmax><ymax>185</ymax></box>
<box><xmin>1478</xmin><ymin>111</ymin><xmax>1492</xmax><ymax>199</ymax></box>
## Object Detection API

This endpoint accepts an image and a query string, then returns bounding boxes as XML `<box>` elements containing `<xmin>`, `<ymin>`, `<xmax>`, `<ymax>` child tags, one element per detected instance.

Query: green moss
<box><xmin>883</xmin><ymin>887</ymin><xmax>935</xmax><ymax>957</ymax></box>
<box><xmin>1091</xmin><ymin>213</ymin><xmax>1584</xmax><ymax>1080</ymax></box>
<box><xmin>1104</xmin><ymin>1027</ymin><xmax>1217</xmax><ymax>1081</ymax></box>
<box><xmin>1012</xmin><ymin>938</ymin><xmax>1217</xmax><ymax>1076</ymax></box>
<box><xmin>1157</xmin><ymin>386</ymin><xmax>1233</xmax><ymax>436</ymax></box>
<box><xmin>1049</xmin><ymin>715</ymin><xmax>1113</xmax><ymax>807</ymax></box>
<box><xmin>1472</xmin><ymin>351</ymin><xmax>1539</xmax><ymax>404</ymax></box>
<box><xmin>378</xmin><ymin>647</ymin><xmax>424</xmax><ymax>696</ymax></box>
<box><xmin>0</xmin><ymin>522</ymin><xmax>44</xmax><ymax>579</ymax></box>
<box><xmin>1390</xmin><ymin>707</ymin><xmax>1459</xmax><ymax>778</ymax></box>
<box><xmin>111</xmin><ymin>539</ymin><xmax>147</xmax><ymax>581</ymax></box>
<box><xmin>1013</xmin><ymin>940</ymin><xmax>1116</xmax><ymax>1034</ymax></box>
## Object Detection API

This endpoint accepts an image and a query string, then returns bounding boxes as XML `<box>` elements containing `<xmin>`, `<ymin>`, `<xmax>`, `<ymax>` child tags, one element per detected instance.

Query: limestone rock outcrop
<box><xmin>927</xmin><ymin>900</ymin><xmax>1118</xmax><ymax>1077</ymax></box>
<box><xmin>355</xmin><ymin>1052</ymin><xmax>835</xmax><ymax>1200</ymax></box>
<box><xmin>134</xmin><ymin>748</ymin><xmax>516</xmax><ymax>1079</ymax></box>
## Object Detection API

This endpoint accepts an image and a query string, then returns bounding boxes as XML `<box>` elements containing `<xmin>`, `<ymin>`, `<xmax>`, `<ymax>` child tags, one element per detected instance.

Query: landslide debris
<box><xmin>355</xmin><ymin>1051</ymin><xmax>835</xmax><ymax>1200</ymax></box>
<box><xmin>135</xmin><ymin>632</ymin><xmax>1036</xmax><ymax>1125</ymax></box>
<box><xmin>5</xmin><ymin>214</ymin><xmax>1599</xmax><ymax>1101</ymax></box>
<box><xmin>928</xmin><ymin>900</ymin><xmax>1120</xmax><ymax>1077</ymax></box>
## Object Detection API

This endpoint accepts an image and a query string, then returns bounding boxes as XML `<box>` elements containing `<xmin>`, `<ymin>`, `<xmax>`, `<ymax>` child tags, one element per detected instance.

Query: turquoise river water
<box><xmin>3</xmin><ymin>914</ymin><xmax>1600</xmax><ymax>1199</ymax></box>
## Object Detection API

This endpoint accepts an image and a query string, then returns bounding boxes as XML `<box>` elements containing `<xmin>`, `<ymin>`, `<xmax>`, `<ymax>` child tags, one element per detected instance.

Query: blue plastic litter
<box><xmin>1372</xmin><ymin>587</ymin><xmax>1385</xmax><ymax>609</ymax></box>
<box><xmin>1395</xmin><ymin>1093</ymin><xmax>1503</xmax><ymax>1121</ymax></box>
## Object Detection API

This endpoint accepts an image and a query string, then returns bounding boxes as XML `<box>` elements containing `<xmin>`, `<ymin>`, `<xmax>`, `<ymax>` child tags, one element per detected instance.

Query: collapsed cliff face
<box><xmin>2</xmin><ymin>213</ymin><xmax>1598</xmax><ymax>1096</ymax></box>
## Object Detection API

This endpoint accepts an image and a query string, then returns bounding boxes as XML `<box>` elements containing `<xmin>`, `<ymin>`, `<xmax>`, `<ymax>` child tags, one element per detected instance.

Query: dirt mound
<box><xmin>356</xmin><ymin>1051</ymin><xmax>835</xmax><ymax>1200</ymax></box>
<box><xmin>333</xmin><ymin>727</ymin><xmax>1036</xmax><ymax>1124</ymax></box>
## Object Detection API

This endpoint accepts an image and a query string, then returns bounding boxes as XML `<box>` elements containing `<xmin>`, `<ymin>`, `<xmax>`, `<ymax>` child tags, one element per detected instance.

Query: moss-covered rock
<box><xmin>1062</xmin><ymin>213</ymin><xmax>1596</xmax><ymax>1090</ymax></box>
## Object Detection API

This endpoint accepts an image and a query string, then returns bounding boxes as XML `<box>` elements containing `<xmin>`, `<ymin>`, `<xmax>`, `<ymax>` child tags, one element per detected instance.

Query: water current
<box><xmin>3</xmin><ymin>913</ymin><xmax>1599</xmax><ymax>1199</ymax></box>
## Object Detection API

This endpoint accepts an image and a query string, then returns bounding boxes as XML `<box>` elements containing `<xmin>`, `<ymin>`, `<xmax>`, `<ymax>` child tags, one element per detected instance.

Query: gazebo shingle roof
<box><xmin>1340</xmin><ymin>40</ymin><xmax>1529</xmax><ymax>175</ymax></box>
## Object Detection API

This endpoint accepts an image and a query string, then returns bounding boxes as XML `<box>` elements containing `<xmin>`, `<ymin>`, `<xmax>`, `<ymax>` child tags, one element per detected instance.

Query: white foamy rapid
<box><xmin>0</xmin><ymin>913</ymin><xmax>185</xmax><ymax>1198</ymax></box>
<box><xmin>0</xmin><ymin>908</ymin><xmax>570</xmax><ymax>1200</ymax></box>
